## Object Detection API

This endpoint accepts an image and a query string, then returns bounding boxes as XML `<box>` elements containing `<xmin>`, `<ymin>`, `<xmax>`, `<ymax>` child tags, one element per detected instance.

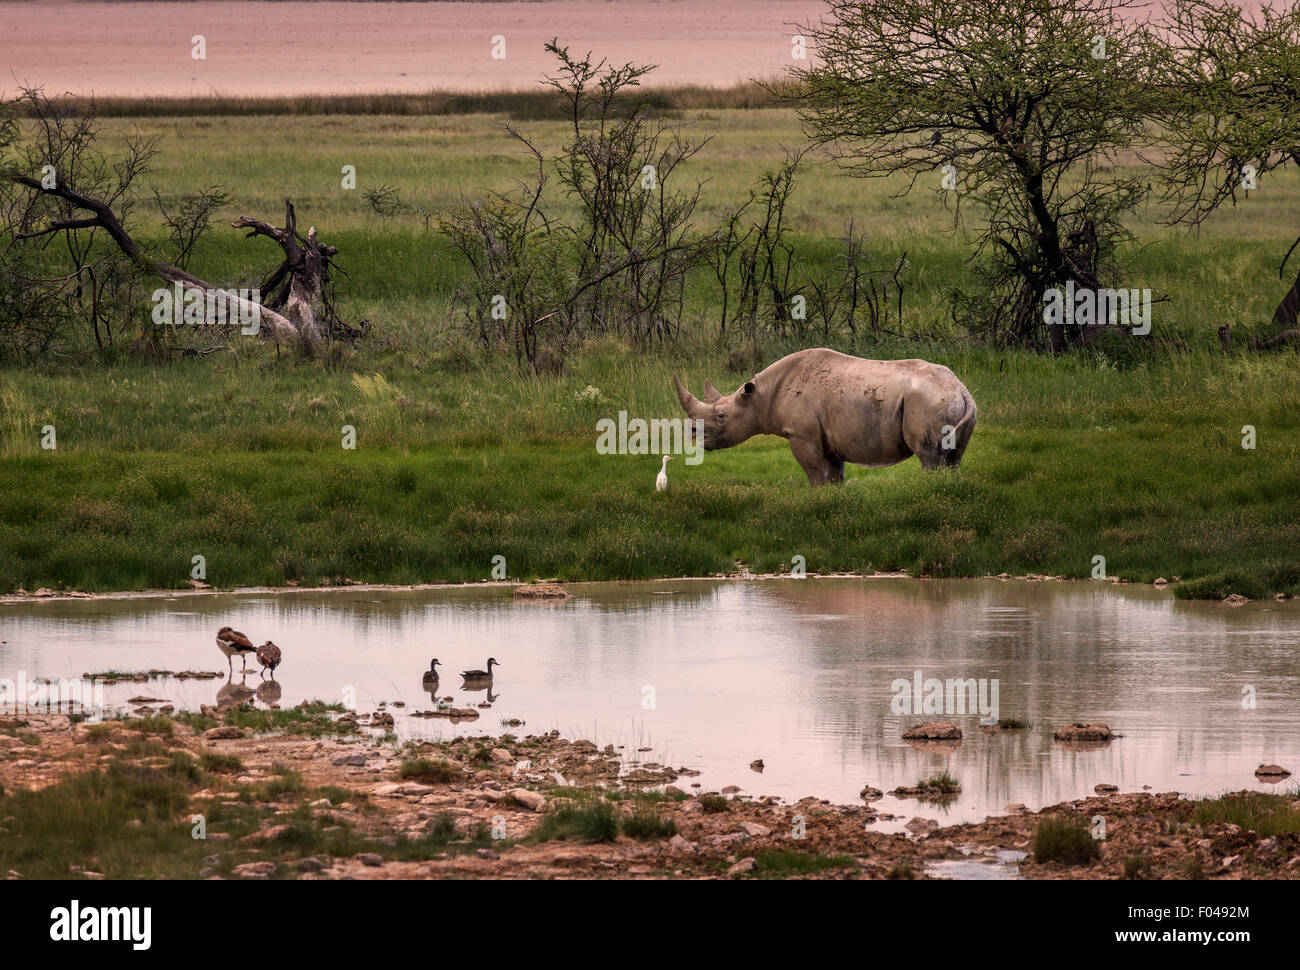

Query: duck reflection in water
<box><xmin>255</xmin><ymin>678</ymin><xmax>282</xmax><ymax>707</ymax></box>
<box><xmin>216</xmin><ymin>672</ymin><xmax>256</xmax><ymax>709</ymax></box>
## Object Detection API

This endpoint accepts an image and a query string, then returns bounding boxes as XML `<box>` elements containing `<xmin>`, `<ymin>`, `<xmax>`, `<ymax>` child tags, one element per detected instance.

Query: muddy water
<box><xmin>2</xmin><ymin>578</ymin><xmax>1297</xmax><ymax>827</ymax></box>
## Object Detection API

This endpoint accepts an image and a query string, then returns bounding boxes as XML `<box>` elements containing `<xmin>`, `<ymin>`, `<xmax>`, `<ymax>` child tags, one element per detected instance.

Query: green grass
<box><xmin>0</xmin><ymin>759</ymin><xmax>200</xmax><ymax>878</ymax></box>
<box><xmin>396</xmin><ymin>757</ymin><xmax>464</xmax><ymax>784</ymax></box>
<box><xmin>220</xmin><ymin>701</ymin><xmax>353</xmax><ymax>738</ymax></box>
<box><xmin>753</xmin><ymin>849</ymin><xmax>856</xmax><ymax>877</ymax></box>
<box><xmin>2</xmin><ymin>109</ymin><xmax>1299</xmax><ymax>596</ymax></box>
<box><xmin>1124</xmin><ymin>855</ymin><xmax>1154</xmax><ymax>879</ymax></box>
<box><xmin>199</xmin><ymin>752</ymin><xmax>243</xmax><ymax>774</ymax></box>
<box><xmin>622</xmin><ymin>804</ymin><xmax>678</xmax><ymax>840</ymax></box>
<box><xmin>915</xmin><ymin>771</ymin><xmax>961</xmax><ymax>795</ymax></box>
<box><xmin>1033</xmin><ymin>817</ymin><xmax>1103</xmax><ymax>866</ymax></box>
<box><xmin>1191</xmin><ymin>791</ymin><xmax>1300</xmax><ymax>837</ymax></box>
<box><xmin>530</xmin><ymin>800</ymin><xmax>621</xmax><ymax>844</ymax></box>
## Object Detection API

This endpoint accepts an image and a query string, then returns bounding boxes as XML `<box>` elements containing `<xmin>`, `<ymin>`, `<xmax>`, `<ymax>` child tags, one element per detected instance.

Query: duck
<box><xmin>256</xmin><ymin>640</ymin><xmax>281</xmax><ymax>679</ymax></box>
<box><xmin>216</xmin><ymin>626</ymin><xmax>256</xmax><ymax>673</ymax></box>
<box><xmin>655</xmin><ymin>454</ymin><xmax>672</xmax><ymax>491</ymax></box>
<box><xmin>422</xmin><ymin>658</ymin><xmax>441</xmax><ymax>684</ymax></box>
<box><xmin>461</xmin><ymin>657</ymin><xmax>500</xmax><ymax>682</ymax></box>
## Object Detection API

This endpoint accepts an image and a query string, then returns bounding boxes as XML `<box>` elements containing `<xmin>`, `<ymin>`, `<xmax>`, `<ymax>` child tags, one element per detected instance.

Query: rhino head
<box><xmin>673</xmin><ymin>373</ymin><xmax>762</xmax><ymax>451</ymax></box>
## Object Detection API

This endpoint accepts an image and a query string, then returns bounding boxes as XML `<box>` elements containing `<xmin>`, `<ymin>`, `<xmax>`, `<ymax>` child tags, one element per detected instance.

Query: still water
<box><xmin>2</xmin><ymin>578</ymin><xmax>1297</xmax><ymax>827</ymax></box>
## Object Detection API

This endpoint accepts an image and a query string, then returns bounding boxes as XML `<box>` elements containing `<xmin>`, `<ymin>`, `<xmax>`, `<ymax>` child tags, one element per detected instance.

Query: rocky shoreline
<box><xmin>1</xmin><ymin>707</ymin><xmax>1297</xmax><ymax>880</ymax></box>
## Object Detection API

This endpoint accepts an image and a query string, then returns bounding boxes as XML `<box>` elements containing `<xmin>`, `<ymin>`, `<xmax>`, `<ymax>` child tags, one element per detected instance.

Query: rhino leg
<box><xmin>790</xmin><ymin>437</ymin><xmax>845</xmax><ymax>485</ymax></box>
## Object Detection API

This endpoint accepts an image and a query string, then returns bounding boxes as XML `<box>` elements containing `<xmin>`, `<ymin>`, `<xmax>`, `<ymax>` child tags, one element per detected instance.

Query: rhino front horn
<box><xmin>673</xmin><ymin>373</ymin><xmax>710</xmax><ymax>419</ymax></box>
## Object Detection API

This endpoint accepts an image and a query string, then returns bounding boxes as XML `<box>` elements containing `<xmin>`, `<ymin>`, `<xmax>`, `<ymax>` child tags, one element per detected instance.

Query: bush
<box><xmin>1033</xmin><ymin>817</ymin><xmax>1101</xmax><ymax>865</ymax></box>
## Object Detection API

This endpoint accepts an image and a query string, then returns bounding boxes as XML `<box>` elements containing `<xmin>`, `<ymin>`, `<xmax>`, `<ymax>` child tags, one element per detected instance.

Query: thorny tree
<box><xmin>786</xmin><ymin>0</ymin><xmax>1160</xmax><ymax>349</ymax></box>
<box><xmin>441</xmin><ymin>42</ymin><xmax>712</xmax><ymax>371</ymax></box>
<box><xmin>1154</xmin><ymin>0</ymin><xmax>1300</xmax><ymax>347</ymax></box>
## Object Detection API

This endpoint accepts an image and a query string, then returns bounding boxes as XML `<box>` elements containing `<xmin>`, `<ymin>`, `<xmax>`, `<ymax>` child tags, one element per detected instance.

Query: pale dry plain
<box><xmin>2</xmin><ymin>0</ymin><xmax>830</xmax><ymax>97</ymax></box>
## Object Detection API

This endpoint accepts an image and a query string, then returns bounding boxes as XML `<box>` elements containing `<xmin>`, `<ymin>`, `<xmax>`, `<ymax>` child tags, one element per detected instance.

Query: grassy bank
<box><xmin>1</xmin><ymin>342</ymin><xmax>1298</xmax><ymax>596</ymax></box>
<box><xmin>2</xmin><ymin>109</ymin><xmax>1299</xmax><ymax>597</ymax></box>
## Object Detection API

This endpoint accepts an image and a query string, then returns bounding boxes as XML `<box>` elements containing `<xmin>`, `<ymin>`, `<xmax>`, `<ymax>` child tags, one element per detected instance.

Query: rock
<box><xmin>372</xmin><ymin>784</ymin><xmax>403</xmax><ymax>796</ymax></box>
<box><xmin>476</xmin><ymin>848</ymin><xmax>500</xmax><ymax>861</ymax></box>
<box><xmin>294</xmin><ymin>857</ymin><xmax>325</xmax><ymax>873</ymax></box>
<box><xmin>679</xmin><ymin>800</ymin><xmax>704</xmax><ymax>814</ymax></box>
<box><xmin>1053</xmin><ymin>722</ymin><xmax>1115</xmax><ymax>742</ymax></box>
<box><xmin>709</xmin><ymin>832</ymin><xmax>747</xmax><ymax>845</ymax></box>
<box><xmin>509</xmin><ymin>788</ymin><xmax>546</xmax><ymax>812</ymax></box>
<box><xmin>720</xmin><ymin>785</ymin><xmax>742</xmax><ymax>795</ymax></box>
<box><xmin>738</xmin><ymin>821</ymin><xmax>771</xmax><ymax>837</ymax></box>
<box><xmin>332</xmin><ymin>754</ymin><xmax>367</xmax><ymax>767</ymax></box>
<box><xmin>244</xmin><ymin>824</ymin><xmax>291</xmax><ymax>843</ymax></box>
<box><xmin>749</xmin><ymin>759</ymin><xmax>765</xmax><ymax>771</ymax></box>
<box><xmin>860</xmin><ymin>786</ymin><xmax>883</xmax><ymax>801</ymax></box>
<box><xmin>512</xmin><ymin>583</ymin><xmax>571</xmax><ymax>600</ymax></box>
<box><xmin>202</xmin><ymin>726</ymin><xmax>245</xmax><ymax>740</ymax></box>
<box><xmin>1094</xmin><ymin>783</ymin><xmax>1119</xmax><ymax>794</ymax></box>
<box><xmin>1255</xmin><ymin>764</ymin><xmax>1292</xmax><ymax>779</ymax></box>
<box><xmin>902</xmin><ymin>721</ymin><xmax>962</xmax><ymax>741</ymax></box>
<box><xmin>904</xmin><ymin>817</ymin><xmax>939</xmax><ymax>837</ymax></box>
<box><xmin>727</xmin><ymin>857</ymin><xmax>758</xmax><ymax>875</ymax></box>
<box><xmin>1004</xmin><ymin>803</ymin><xmax>1029</xmax><ymax>814</ymax></box>
<box><xmin>231</xmin><ymin>861</ymin><xmax>276</xmax><ymax>879</ymax></box>
<box><xmin>489</xmin><ymin>748</ymin><xmax>513</xmax><ymax>765</ymax></box>
<box><xmin>1223</xmin><ymin>593</ymin><xmax>1250</xmax><ymax>607</ymax></box>
<box><xmin>1153</xmin><ymin>577</ymin><xmax>1168</xmax><ymax>588</ymax></box>
<box><xmin>668</xmin><ymin>834</ymin><xmax>698</xmax><ymax>854</ymax></box>
<box><xmin>357</xmin><ymin>853</ymin><xmax>384</xmax><ymax>867</ymax></box>
<box><xmin>664</xmin><ymin>785</ymin><xmax>685</xmax><ymax>797</ymax></box>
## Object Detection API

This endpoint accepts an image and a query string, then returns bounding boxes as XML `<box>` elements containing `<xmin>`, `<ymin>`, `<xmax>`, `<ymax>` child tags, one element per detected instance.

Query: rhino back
<box><xmin>767</xmin><ymin>350</ymin><xmax>972</xmax><ymax>465</ymax></box>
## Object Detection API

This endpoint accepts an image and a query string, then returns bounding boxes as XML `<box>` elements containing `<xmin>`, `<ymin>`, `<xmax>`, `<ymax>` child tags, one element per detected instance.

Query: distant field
<box><xmin>84</xmin><ymin>109</ymin><xmax>1300</xmax><ymax>349</ymax></box>
<box><xmin>1</xmin><ymin>107</ymin><xmax>1298</xmax><ymax>597</ymax></box>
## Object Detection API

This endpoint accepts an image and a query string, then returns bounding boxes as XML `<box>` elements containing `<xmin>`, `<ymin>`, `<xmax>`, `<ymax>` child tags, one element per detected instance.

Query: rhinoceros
<box><xmin>673</xmin><ymin>348</ymin><xmax>976</xmax><ymax>484</ymax></box>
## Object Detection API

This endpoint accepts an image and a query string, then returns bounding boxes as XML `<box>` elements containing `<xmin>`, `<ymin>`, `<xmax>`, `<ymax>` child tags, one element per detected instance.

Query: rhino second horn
<box><xmin>702</xmin><ymin>379</ymin><xmax>723</xmax><ymax>404</ymax></box>
<box><xmin>673</xmin><ymin>373</ymin><xmax>710</xmax><ymax>418</ymax></box>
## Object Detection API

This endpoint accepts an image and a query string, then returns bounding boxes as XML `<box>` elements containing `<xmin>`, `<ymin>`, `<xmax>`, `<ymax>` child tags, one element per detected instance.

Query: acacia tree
<box><xmin>786</xmin><ymin>0</ymin><xmax>1160</xmax><ymax>349</ymax></box>
<box><xmin>1154</xmin><ymin>0</ymin><xmax>1300</xmax><ymax>342</ymax></box>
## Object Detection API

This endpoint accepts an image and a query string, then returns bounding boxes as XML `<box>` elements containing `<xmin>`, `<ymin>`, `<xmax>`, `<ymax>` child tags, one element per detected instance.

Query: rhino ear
<box><xmin>702</xmin><ymin>379</ymin><xmax>723</xmax><ymax>404</ymax></box>
<box><xmin>740</xmin><ymin>381</ymin><xmax>756</xmax><ymax>399</ymax></box>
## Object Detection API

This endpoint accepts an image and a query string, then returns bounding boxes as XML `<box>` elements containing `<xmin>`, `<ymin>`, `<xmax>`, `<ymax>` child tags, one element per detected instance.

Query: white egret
<box><xmin>656</xmin><ymin>454</ymin><xmax>673</xmax><ymax>491</ymax></box>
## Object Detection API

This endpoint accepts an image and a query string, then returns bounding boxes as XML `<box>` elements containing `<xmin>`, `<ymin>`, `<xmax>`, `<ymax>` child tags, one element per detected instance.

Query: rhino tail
<box><xmin>915</xmin><ymin>387</ymin><xmax>976</xmax><ymax>470</ymax></box>
<box><xmin>939</xmin><ymin>388</ymin><xmax>977</xmax><ymax>468</ymax></box>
